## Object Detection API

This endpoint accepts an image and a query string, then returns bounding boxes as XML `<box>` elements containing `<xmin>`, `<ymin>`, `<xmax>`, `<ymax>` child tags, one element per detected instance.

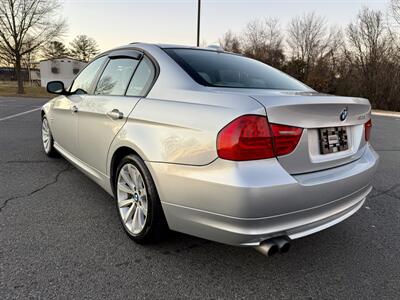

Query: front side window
<box><xmin>70</xmin><ymin>56</ymin><xmax>107</xmax><ymax>94</ymax></box>
<box><xmin>126</xmin><ymin>57</ymin><xmax>156</xmax><ymax>97</ymax></box>
<box><xmin>95</xmin><ymin>58</ymin><xmax>139</xmax><ymax>96</ymax></box>
<box><xmin>165</xmin><ymin>48</ymin><xmax>311</xmax><ymax>91</ymax></box>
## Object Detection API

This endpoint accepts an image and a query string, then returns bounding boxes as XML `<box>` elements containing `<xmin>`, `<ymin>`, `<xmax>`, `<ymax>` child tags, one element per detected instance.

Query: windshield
<box><xmin>165</xmin><ymin>48</ymin><xmax>311</xmax><ymax>91</ymax></box>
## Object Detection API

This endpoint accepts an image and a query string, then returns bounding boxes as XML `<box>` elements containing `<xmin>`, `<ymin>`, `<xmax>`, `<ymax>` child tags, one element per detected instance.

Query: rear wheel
<box><xmin>114</xmin><ymin>154</ymin><xmax>169</xmax><ymax>243</ymax></box>
<box><xmin>41</xmin><ymin>116</ymin><xmax>58</xmax><ymax>157</ymax></box>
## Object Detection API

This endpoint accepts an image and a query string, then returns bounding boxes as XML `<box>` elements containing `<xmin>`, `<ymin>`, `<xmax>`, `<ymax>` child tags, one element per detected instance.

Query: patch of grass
<box><xmin>0</xmin><ymin>81</ymin><xmax>50</xmax><ymax>98</ymax></box>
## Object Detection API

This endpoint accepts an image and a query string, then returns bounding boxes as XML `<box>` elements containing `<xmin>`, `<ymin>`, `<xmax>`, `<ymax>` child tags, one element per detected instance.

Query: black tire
<box><xmin>41</xmin><ymin>116</ymin><xmax>59</xmax><ymax>157</ymax></box>
<box><xmin>114</xmin><ymin>154</ymin><xmax>169</xmax><ymax>244</ymax></box>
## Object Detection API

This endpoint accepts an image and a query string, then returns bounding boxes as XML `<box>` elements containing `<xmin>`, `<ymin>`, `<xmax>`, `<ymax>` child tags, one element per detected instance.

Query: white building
<box><xmin>39</xmin><ymin>57</ymin><xmax>87</xmax><ymax>88</ymax></box>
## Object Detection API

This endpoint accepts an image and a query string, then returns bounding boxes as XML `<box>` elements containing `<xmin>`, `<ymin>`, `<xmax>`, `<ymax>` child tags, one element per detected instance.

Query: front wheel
<box><xmin>41</xmin><ymin>116</ymin><xmax>58</xmax><ymax>157</ymax></box>
<box><xmin>114</xmin><ymin>154</ymin><xmax>169</xmax><ymax>243</ymax></box>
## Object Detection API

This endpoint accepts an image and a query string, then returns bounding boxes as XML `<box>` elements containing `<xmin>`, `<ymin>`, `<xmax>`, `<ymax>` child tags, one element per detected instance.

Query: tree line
<box><xmin>0</xmin><ymin>0</ymin><xmax>99</xmax><ymax>93</ymax></box>
<box><xmin>43</xmin><ymin>36</ymin><xmax>99</xmax><ymax>62</ymax></box>
<box><xmin>220</xmin><ymin>1</ymin><xmax>400</xmax><ymax>111</ymax></box>
<box><xmin>1</xmin><ymin>0</ymin><xmax>399</xmax><ymax>111</ymax></box>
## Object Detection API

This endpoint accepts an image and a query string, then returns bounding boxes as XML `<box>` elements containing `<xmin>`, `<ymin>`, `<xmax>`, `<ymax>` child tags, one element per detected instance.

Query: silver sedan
<box><xmin>42</xmin><ymin>43</ymin><xmax>378</xmax><ymax>256</ymax></box>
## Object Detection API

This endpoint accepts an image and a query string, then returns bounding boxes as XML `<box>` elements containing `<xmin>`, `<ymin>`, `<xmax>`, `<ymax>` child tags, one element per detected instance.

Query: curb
<box><xmin>372</xmin><ymin>110</ymin><xmax>400</xmax><ymax>118</ymax></box>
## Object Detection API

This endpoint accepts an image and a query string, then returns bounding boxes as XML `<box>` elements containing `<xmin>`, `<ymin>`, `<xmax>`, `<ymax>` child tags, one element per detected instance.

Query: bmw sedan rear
<box><xmin>42</xmin><ymin>43</ymin><xmax>379</xmax><ymax>255</ymax></box>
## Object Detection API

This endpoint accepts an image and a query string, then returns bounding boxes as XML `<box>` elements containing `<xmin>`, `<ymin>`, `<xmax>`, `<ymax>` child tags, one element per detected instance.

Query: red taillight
<box><xmin>364</xmin><ymin>119</ymin><xmax>372</xmax><ymax>141</ymax></box>
<box><xmin>270</xmin><ymin>124</ymin><xmax>303</xmax><ymax>156</ymax></box>
<box><xmin>217</xmin><ymin>115</ymin><xmax>303</xmax><ymax>161</ymax></box>
<box><xmin>217</xmin><ymin>115</ymin><xmax>274</xmax><ymax>161</ymax></box>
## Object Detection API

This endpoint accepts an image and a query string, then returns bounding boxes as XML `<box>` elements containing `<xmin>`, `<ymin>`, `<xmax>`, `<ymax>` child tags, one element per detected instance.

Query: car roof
<box><xmin>130</xmin><ymin>42</ymin><xmax>224</xmax><ymax>52</ymax></box>
<box><xmin>99</xmin><ymin>43</ymin><xmax>232</xmax><ymax>58</ymax></box>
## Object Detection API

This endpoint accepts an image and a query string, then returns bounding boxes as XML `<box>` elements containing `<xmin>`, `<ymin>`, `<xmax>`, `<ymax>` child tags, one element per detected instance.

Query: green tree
<box><xmin>42</xmin><ymin>41</ymin><xmax>69</xmax><ymax>59</ymax></box>
<box><xmin>69</xmin><ymin>35</ymin><xmax>99</xmax><ymax>62</ymax></box>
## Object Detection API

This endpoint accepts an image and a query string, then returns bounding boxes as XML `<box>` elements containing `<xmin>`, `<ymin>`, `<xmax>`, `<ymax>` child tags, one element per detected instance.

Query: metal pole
<box><xmin>197</xmin><ymin>0</ymin><xmax>201</xmax><ymax>47</ymax></box>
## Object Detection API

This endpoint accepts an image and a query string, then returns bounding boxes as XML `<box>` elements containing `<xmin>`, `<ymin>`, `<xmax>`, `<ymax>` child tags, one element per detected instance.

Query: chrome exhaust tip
<box><xmin>255</xmin><ymin>236</ymin><xmax>291</xmax><ymax>257</ymax></box>
<box><xmin>255</xmin><ymin>241</ymin><xmax>279</xmax><ymax>257</ymax></box>
<box><xmin>272</xmin><ymin>237</ymin><xmax>291</xmax><ymax>254</ymax></box>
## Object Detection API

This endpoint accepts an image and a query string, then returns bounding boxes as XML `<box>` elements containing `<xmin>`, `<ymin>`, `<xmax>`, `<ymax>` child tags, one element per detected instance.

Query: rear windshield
<box><xmin>165</xmin><ymin>48</ymin><xmax>310</xmax><ymax>91</ymax></box>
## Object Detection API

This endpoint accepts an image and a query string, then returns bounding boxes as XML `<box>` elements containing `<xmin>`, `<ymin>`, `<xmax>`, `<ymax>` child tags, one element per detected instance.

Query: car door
<box><xmin>50</xmin><ymin>56</ymin><xmax>107</xmax><ymax>155</ymax></box>
<box><xmin>76</xmin><ymin>51</ymin><xmax>156</xmax><ymax>175</ymax></box>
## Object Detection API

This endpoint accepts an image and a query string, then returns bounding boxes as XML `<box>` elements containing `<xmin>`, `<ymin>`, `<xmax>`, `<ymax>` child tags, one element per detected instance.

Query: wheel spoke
<box><xmin>118</xmin><ymin>182</ymin><xmax>133</xmax><ymax>194</ymax></box>
<box><xmin>140</xmin><ymin>202</ymin><xmax>147</xmax><ymax>217</ymax></box>
<box><xmin>137</xmin><ymin>207</ymin><xmax>145</xmax><ymax>228</ymax></box>
<box><xmin>138</xmin><ymin>186</ymin><xmax>146</xmax><ymax>196</ymax></box>
<box><xmin>120</xmin><ymin>170</ymin><xmax>134</xmax><ymax>190</ymax></box>
<box><xmin>132</xmin><ymin>206</ymin><xmax>140</xmax><ymax>231</ymax></box>
<box><xmin>128</xmin><ymin>165</ymin><xmax>138</xmax><ymax>188</ymax></box>
<box><xmin>118</xmin><ymin>199</ymin><xmax>133</xmax><ymax>208</ymax></box>
<box><xmin>42</xmin><ymin>120</ymin><xmax>48</xmax><ymax>131</ymax></box>
<box><xmin>124</xmin><ymin>204</ymin><xmax>136</xmax><ymax>223</ymax></box>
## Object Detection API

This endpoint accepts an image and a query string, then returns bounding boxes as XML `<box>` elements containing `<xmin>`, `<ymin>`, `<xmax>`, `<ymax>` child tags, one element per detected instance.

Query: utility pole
<box><xmin>197</xmin><ymin>0</ymin><xmax>201</xmax><ymax>47</ymax></box>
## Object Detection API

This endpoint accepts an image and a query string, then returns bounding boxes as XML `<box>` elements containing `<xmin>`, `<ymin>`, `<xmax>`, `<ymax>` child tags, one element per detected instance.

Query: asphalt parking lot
<box><xmin>1</xmin><ymin>96</ymin><xmax>399</xmax><ymax>299</ymax></box>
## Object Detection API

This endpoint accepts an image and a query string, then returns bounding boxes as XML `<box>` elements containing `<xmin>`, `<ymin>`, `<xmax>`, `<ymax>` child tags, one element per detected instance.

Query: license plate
<box><xmin>319</xmin><ymin>127</ymin><xmax>348</xmax><ymax>154</ymax></box>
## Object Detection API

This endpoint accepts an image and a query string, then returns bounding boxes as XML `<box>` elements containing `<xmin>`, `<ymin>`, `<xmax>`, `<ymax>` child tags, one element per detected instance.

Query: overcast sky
<box><xmin>63</xmin><ymin>0</ymin><xmax>390</xmax><ymax>51</ymax></box>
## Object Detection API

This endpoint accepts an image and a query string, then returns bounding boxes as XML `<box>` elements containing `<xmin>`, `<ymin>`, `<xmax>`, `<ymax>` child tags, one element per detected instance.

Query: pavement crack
<box><xmin>0</xmin><ymin>164</ymin><xmax>72</xmax><ymax>213</ymax></box>
<box><xmin>1</xmin><ymin>160</ymin><xmax>54</xmax><ymax>164</ymax></box>
<box><xmin>369</xmin><ymin>183</ymin><xmax>400</xmax><ymax>201</ymax></box>
<box><xmin>375</xmin><ymin>149</ymin><xmax>400</xmax><ymax>152</ymax></box>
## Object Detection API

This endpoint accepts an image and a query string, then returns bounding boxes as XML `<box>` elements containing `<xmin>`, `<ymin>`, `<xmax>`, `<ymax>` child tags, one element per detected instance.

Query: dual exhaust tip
<box><xmin>255</xmin><ymin>236</ymin><xmax>291</xmax><ymax>257</ymax></box>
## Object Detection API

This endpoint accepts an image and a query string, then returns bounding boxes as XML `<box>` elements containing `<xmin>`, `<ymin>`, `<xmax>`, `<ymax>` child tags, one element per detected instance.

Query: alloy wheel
<box><xmin>117</xmin><ymin>163</ymin><xmax>148</xmax><ymax>235</ymax></box>
<box><xmin>42</xmin><ymin>118</ymin><xmax>51</xmax><ymax>153</ymax></box>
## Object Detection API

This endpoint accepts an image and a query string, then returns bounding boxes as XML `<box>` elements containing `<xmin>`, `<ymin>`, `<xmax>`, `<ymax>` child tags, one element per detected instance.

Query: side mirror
<box><xmin>47</xmin><ymin>81</ymin><xmax>68</xmax><ymax>95</ymax></box>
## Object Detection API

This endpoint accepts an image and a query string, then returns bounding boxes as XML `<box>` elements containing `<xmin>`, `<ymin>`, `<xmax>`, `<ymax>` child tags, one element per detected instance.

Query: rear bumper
<box><xmin>147</xmin><ymin>144</ymin><xmax>379</xmax><ymax>246</ymax></box>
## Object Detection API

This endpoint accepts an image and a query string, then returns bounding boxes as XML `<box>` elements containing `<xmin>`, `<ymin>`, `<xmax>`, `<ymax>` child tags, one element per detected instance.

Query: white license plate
<box><xmin>319</xmin><ymin>127</ymin><xmax>348</xmax><ymax>154</ymax></box>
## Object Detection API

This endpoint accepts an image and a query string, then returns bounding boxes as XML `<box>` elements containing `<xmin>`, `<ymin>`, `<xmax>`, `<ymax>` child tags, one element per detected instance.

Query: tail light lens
<box><xmin>217</xmin><ymin>115</ymin><xmax>303</xmax><ymax>161</ymax></box>
<box><xmin>364</xmin><ymin>119</ymin><xmax>372</xmax><ymax>141</ymax></box>
<box><xmin>270</xmin><ymin>124</ymin><xmax>303</xmax><ymax>156</ymax></box>
<box><xmin>217</xmin><ymin>115</ymin><xmax>274</xmax><ymax>161</ymax></box>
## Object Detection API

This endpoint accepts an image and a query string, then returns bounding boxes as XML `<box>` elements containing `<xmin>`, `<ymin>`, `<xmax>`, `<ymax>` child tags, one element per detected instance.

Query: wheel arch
<box><xmin>109</xmin><ymin>146</ymin><xmax>143</xmax><ymax>193</ymax></box>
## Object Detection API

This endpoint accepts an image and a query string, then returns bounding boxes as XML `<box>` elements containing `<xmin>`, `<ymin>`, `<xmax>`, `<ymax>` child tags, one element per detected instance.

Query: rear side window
<box><xmin>165</xmin><ymin>48</ymin><xmax>310</xmax><ymax>91</ymax></box>
<box><xmin>95</xmin><ymin>58</ymin><xmax>139</xmax><ymax>96</ymax></box>
<box><xmin>126</xmin><ymin>57</ymin><xmax>156</xmax><ymax>97</ymax></box>
<box><xmin>70</xmin><ymin>56</ymin><xmax>107</xmax><ymax>94</ymax></box>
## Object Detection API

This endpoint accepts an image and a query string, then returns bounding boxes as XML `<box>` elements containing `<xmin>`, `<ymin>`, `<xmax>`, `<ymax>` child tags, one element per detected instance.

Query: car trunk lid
<box><xmin>250</xmin><ymin>91</ymin><xmax>371</xmax><ymax>174</ymax></box>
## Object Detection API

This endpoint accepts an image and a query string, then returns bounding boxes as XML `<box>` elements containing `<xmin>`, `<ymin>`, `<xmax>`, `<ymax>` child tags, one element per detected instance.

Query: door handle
<box><xmin>72</xmin><ymin>105</ymin><xmax>78</xmax><ymax>113</ymax></box>
<box><xmin>106</xmin><ymin>109</ymin><xmax>124</xmax><ymax>120</ymax></box>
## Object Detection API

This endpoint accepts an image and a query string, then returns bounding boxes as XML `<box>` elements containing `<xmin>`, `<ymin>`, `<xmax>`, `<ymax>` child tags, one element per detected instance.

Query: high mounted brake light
<box><xmin>217</xmin><ymin>115</ymin><xmax>303</xmax><ymax>161</ymax></box>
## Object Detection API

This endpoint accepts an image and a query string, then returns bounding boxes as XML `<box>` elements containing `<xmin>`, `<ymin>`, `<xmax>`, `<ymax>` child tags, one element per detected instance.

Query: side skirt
<box><xmin>54</xmin><ymin>143</ymin><xmax>114</xmax><ymax>196</ymax></box>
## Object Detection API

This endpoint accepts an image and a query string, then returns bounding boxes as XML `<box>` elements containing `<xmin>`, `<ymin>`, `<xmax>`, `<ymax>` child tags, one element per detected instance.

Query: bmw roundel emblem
<box><xmin>340</xmin><ymin>107</ymin><xmax>348</xmax><ymax>121</ymax></box>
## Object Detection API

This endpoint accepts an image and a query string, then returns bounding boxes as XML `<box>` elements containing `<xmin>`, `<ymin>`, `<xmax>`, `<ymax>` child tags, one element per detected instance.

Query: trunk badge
<box><xmin>340</xmin><ymin>107</ymin><xmax>348</xmax><ymax>121</ymax></box>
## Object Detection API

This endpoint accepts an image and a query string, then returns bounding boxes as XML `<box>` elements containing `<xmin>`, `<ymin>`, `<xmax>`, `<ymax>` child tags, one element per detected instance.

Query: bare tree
<box><xmin>0</xmin><ymin>47</ymin><xmax>12</xmax><ymax>65</ymax></box>
<box><xmin>69</xmin><ymin>35</ymin><xmax>99</xmax><ymax>62</ymax></box>
<box><xmin>347</xmin><ymin>8</ymin><xmax>390</xmax><ymax>74</ymax></box>
<box><xmin>216</xmin><ymin>7</ymin><xmax>400</xmax><ymax>111</ymax></box>
<box><xmin>286</xmin><ymin>13</ymin><xmax>330</xmax><ymax>74</ymax></box>
<box><xmin>0</xmin><ymin>0</ymin><xmax>66</xmax><ymax>93</ymax></box>
<box><xmin>392</xmin><ymin>0</ymin><xmax>400</xmax><ymax>25</ymax></box>
<box><xmin>242</xmin><ymin>18</ymin><xmax>285</xmax><ymax>67</ymax></box>
<box><xmin>219</xmin><ymin>30</ymin><xmax>241</xmax><ymax>53</ymax></box>
<box><xmin>390</xmin><ymin>0</ymin><xmax>400</xmax><ymax>58</ymax></box>
<box><xmin>42</xmin><ymin>41</ymin><xmax>69</xmax><ymax>59</ymax></box>
<box><xmin>286</xmin><ymin>12</ymin><xmax>346</xmax><ymax>84</ymax></box>
<box><xmin>346</xmin><ymin>7</ymin><xmax>398</xmax><ymax>109</ymax></box>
